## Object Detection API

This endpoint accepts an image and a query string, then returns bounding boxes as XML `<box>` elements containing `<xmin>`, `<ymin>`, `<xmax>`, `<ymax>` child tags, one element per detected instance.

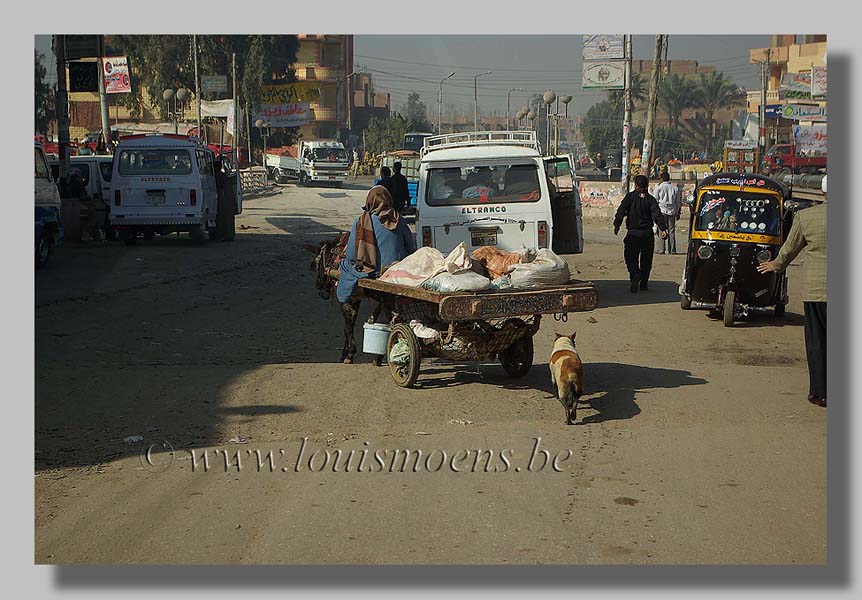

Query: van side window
<box><xmin>35</xmin><ymin>147</ymin><xmax>49</xmax><ymax>179</ymax></box>
<box><xmin>99</xmin><ymin>161</ymin><xmax>112</xmax><ymax>183</ymax></box>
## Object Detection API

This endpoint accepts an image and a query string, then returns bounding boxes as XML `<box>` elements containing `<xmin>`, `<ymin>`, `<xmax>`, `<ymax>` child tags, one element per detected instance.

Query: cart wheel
<box><xmin>680</xmin><ymin>294</ymin><xmax>692</xmax><ymax>310</ymax></box>
<box><xmin>387</xmin><ymin>323</ymin><xmax>421</xmax><ymax>388</ymax></box>
<box><xmin>774</xmin><ymin>303</ymin><xmax>786</xmax><ymax>318</ymax></box>
<box><xmin>723</xmin><ymin>290</ymin><xmax>736</xmax><ymax>327</ymax></box>
<box><xmin>499</xmin><ymin>319</ymin><xmax>534</xmax><ymax>377</ymax></box>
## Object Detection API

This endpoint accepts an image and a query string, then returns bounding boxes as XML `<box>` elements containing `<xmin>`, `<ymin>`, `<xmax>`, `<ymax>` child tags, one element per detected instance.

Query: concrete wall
<box><xmin>578</xmin><ymin>180</ymin><xmax>697</xmax><ymax>219</ymax></box>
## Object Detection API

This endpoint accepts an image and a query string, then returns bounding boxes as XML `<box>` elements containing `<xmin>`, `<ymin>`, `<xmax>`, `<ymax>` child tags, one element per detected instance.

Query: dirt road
<box><xmin>35</xmin><ymin>180</ymin><xmax>825</xmax><ymax>564</ymax></box>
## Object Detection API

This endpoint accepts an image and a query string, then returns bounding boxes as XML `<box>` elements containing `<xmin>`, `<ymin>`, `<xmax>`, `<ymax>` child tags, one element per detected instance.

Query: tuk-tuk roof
<box><xmin>699</xmin><ymin>172</ymin><xmax>787</xmax><ymax>197</ymax></box>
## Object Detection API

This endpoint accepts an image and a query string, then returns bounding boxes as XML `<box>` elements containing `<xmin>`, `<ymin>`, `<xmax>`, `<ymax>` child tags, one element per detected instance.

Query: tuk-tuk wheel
<box><xmin>774</xmin><ymin>303</ymin><xmax>786</xmax><ymax>318</ymax></box>
<box><xmin>387</xmin><ymin>323</ymin><xmax>421</xmax><ymax>388</ymax></box>
<box><xmin>500</xmin><ymin>319</ymin><xmax>534</xmax><ymax>377</ymax></box>
<box><xmin>36</xmin><ymin>236</ymin><xmax>51</xmax><ymax>268</ymax></box>
<box><xmin>680</xmin><ymin>295</ymin><xmax>692</xmax><ymax>310</ymax></box>
<box><xmin>723</xmin><ymin>290</ymin><xmax>736</xmax><ymax>327</ymax></box>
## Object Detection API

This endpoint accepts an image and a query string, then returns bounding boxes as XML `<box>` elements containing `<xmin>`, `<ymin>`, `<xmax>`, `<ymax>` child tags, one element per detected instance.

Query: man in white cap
<box><xmin>757</xmin><ymin>175</ymin><xmax>827</xmax><ymax>407</ymax></box>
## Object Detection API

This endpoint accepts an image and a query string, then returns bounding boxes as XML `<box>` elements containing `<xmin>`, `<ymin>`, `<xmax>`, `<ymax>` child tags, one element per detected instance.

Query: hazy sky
<box><xmin>36</xmin><ymin>34</ymin><xmax>773</xmax><ymax>116</ymax></box>
<box><xmin>354</xmin><ymin>35</ymin><xmax>772</xmax><ymax>117</ymax></box>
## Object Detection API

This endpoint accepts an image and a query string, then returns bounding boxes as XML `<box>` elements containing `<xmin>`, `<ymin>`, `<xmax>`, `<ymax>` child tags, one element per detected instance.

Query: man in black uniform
<box><xmin>390</xmin><ymin>161</ymin><xmax>411</xmax><ymax>213</ymax></box>
<box><xmin>614</xmin><ymin>175</ymin><xmax>668</xmax><ymax>293</ymax></box>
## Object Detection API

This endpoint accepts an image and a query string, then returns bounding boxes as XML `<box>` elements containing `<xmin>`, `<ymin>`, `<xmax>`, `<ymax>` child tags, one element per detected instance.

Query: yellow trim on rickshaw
<box><xmin>690</xmin><ymin>230</ymin><xmax>781</xmax><ymax>245</ymax></box>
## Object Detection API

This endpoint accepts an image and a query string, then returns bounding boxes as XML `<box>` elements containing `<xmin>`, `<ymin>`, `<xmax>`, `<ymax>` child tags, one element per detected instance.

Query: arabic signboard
<box><xmin>201</xmin><ymin>75</ymin><xmax>228</xmax><ymax>94</ymax></box>
<box><xmin>582</xmin><ymin>61</ymin><xmax>625</xmax><ymax>89</ymax></box>
<box><xmin>583</xmin><ymin>35</ymin><xmax>624</xmax><ymax>61</ymax></box>
<box><xmin>102</xmin><ymin>56</ymin><xmax>131</xmax><ymax>94</ymax></box>
<box><xmin>255</xmin><ymin>103</ymin><xmax>311</xmax><ymax>128</ymax></box>
<box><xmin>811</xmin><ymin>66</ymin><xmax>827</xmax><ymax>97</ymax></box>
<box><xmin>793</xmin><ymin>125</ymin><xmax>827</xmax><ymax>154</ymax></box>
<box><xmin>780</xmin><ymin>104</ymin><xmax>827</xmax><ymax>121</ymax></box>
<box><xmin>260</xmin><ymin>83</ymin><xmax>320</xmax><ymax>104</ymax></box>
<box><xmin>724</xmin><ymin>139</ymin><xmax>758</xmax><ymax>150</ymax></box>
<box><xmin>68</xmin><ymin>61</ymin><xmax>99</xmax><ymax>93</ymax></box>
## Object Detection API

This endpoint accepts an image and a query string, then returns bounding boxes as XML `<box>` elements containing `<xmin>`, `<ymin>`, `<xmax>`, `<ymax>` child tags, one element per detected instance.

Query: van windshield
<box><xmin>426</xmin><ymin>163</ymin><xmax>542</xmax><ymax>206</ymax></box>
<box><xmin>695</xmin><ymin>190</ymin><xmax>781</xmax><ymax>236</ymax></box>
<box><xmin>118</xmin><ymin>149</ymin><xmax>193</xmax><ymax>175</ymax></box>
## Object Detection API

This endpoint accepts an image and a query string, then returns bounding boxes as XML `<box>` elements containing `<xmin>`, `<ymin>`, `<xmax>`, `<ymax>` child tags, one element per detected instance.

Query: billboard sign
<box><xmin>793</xmin><ymin>125</ymin><xmax>827</xmax><ymax>154</ymax></box>
<box><xmin>582</xmin><ymin>61</ymin><xmax>625</xmax><ymax>89</ymax></box>
<box><xmin>811</xmin><ymin>66</ymin><xmax>827</xmax><ymax>97</ymax></box>
<box><xmin>781</xmin><ymin>104</ymin><xmax>827</xmax><ymax>121</ymax></box>
<box><xmin>68</xmin><ymin>61</ymin><xmax>99</xmax><ymax>93</ymax></box>
<box><xmin>102</xmin><ymin>56</ymin><xmax>131</xmax><ymax>94</ymax></box>
<box><xmin>201</xmin><ymin>75</ymin><xmax>228</xmax><ymax>94</ymax></box>
<box><xmin>583</xmin><ymin>35</ymin><xmax>624</xmax><ymax>60</ymax></box>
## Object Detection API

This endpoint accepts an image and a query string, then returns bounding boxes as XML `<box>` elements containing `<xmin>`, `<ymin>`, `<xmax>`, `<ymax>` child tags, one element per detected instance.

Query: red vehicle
<box><xmin>762</xmin><ymin>143</ymin><xmax>826</xmax><ymax>176</ymax></box>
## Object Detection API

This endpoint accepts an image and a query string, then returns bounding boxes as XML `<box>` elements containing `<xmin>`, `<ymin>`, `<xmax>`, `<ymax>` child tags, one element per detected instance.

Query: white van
<box><xmin>416</xmin><ymin>131</ymin><xmax>581</xmax><ymax>255</ymax></box>
<box><xmin>110</xmin><ymin>134</ymin><xmax>231</xmax><ymax>243</ymax></box>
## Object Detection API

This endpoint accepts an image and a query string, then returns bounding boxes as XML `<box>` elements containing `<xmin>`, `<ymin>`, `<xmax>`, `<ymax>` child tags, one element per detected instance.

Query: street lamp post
<box><xmin>543</xmin><ymin>90</ymin><xmax>556</xmax><ymax>155</ymax></box>
<box><xmin>527</xmin><ymin>110</ymin><xmax>537</xmax><ymax>132</ymax></box>
<box><xmin>163</xmin><ymin>87</ymin><xmax>190</xmax><ymax>135</ymax></box>
<box><xmin>255</xmin><ymin>119</ymin><xmax>270</xmax><ymax>166</ymax></box>
<box><xmin>473</xmin><ymin>71</ymin><xmax>492</xmax><ymax>131</ymax></box>
<box><xmin>336</xmin><ymin>70</ymin><xmax>360</xmax><ymax>144</ymax></box>
<box><xmin>507</xmin><ymin>88</ymin><xmax>525</xmax><ymax>130</ymax></box>
<box><xmin>557</xmin><ymin>95</ymin><xmax>572</xmax><ymax>154</ymax></box>
<box><xmin>438</xmin><ymin>72</ymin><xmax>455</xmax><ymax>135</ymax></box>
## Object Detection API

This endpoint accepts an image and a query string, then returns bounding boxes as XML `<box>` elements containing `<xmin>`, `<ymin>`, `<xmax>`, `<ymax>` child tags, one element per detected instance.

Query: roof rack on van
<box><xmin>420</xmin><ymin>131</ymin><xmax>539</xmax><ymax>157</ymax></box>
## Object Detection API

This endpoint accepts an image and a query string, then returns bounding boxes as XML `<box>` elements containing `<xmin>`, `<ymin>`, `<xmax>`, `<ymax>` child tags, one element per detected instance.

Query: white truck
<box><xmin>415</xmin><ymin>131</ymin><xmax>583</xmax><ymax>255</ymax></box>
<box><xmin>265</xmin><ymin>140</ymin><xmax>349</xmax><ymax>187</ymax></box>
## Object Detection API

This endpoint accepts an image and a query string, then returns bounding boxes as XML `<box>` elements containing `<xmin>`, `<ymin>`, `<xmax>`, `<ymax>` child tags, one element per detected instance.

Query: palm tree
<box><xmin>691</xmin><ymin>72</ymin><xmax>742</xmax><ymax>157</ymax></box>
<box><xmin>682</xmin><ymin>112</ymin><xmax>711</xmax><ymax>156</ymax></box>
<box><xmin>608</xmin><ymin>73</ymin><xmax>647</xmax><ymax>112</ymax></box>
<box><xmin>658</xmin><ymin>73</ymin><xmax>697</xmax><ymax>131</ymax></box>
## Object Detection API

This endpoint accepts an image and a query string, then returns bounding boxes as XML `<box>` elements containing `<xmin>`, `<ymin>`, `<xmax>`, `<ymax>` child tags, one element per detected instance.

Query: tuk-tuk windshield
<box><xmin>695</xmin><ymin>190</ymin><xmax>781</xmax><ymax>236</ymax></box>
<box><xmin>426</xmin><ymin>163</ymin><xmax>542</xmax><ymax>206</ymax></box>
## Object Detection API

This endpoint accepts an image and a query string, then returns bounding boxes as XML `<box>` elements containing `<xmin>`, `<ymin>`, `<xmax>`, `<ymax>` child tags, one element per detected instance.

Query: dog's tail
<box><xmin>562</xmin><ymin>387</ymin><xmax>580</xmax><ymax>425</ymax></box>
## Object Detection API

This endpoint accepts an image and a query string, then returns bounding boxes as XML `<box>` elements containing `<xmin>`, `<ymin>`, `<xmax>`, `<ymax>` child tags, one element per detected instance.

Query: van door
<box><xmin>197</xmin><ymin>150</ymin><xmax>218</xmax><ymax>223</ymax></box>
<box><xmin>545</xmin><ymin>156</ymin><xmax>583</xmax><ymax>254</ymax></box>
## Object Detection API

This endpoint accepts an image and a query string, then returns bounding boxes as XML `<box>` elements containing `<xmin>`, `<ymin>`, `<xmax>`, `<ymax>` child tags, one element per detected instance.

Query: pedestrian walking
<box><xmin>378</xmin><ymin>165</ymin><xmax>394</xmax><ymax>198</ymax></box>
<box><xmin>390</xmin><ymin>161</ymin><xmax>411</xmax><ymax>213</ymax></box>
<box><xmin>350</xmin><ymin>147</ymin><xmax>360</xmax><ymax>179</ymax></box>
<box><xmin>654</xmin><ymin>171</ymin><xmax>681</xmax><ymax>254</ymax></box>
<box><xmin>614</xmin><ymin>175</ymin><xmax>668</xmax><ymax>293</ymax></box>
<box><xmin>757</xmin><ymin>176</ymin><xmax>827</xmax><ymax>407</ymax></box>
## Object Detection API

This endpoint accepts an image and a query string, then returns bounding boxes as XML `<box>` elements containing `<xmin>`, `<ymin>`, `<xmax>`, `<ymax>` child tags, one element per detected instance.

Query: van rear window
<box><xmin>118</xmin><ymin>149</ymin><xmax>193</xmax><ymax>175</ymax></box>
<box><xmin>426</xmin><ymin>164</ymin><xmax>542</xmax><ymax>206</ymax></box>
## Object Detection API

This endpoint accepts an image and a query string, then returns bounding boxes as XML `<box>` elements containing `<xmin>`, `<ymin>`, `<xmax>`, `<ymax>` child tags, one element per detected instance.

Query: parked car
<box><xmin>34</xmin><ymin>142</ymin><xmax>63</xmax><ymax>267</ymax></box>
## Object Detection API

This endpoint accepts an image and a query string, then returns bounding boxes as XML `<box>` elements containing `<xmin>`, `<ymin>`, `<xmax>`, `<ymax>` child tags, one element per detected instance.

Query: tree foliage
<box><xmin>107</xmin><ymin>35</ymin><xmax>298</xmax><ymax>120</ymax></box>
<box><xmin>658</xmin><ymin>73</ymin><xmax>697</xmax><ymax>131</ymax></box>
<box><xmin>403</xmin><ymin>92</ymin><xmax>432</xmax><ymax>133</ymax></box>
<box><xmin>607</xmin><ymin>73</ymin><xmax>647</xmax><ymax>112</ymax></box>
<box><xmin>691</xmin><ymin>72</ymin><xmax>742</xmax><ymax>156</ymax></box>
<box><xmin>35</xmin><ymin>50</ymin><xmax>52</xmax><ymax>134</ymax></box>
<box><xmin>364</xmin><ymin>114</ymin><xmax>409</xmax><ymax>156</ymax></box>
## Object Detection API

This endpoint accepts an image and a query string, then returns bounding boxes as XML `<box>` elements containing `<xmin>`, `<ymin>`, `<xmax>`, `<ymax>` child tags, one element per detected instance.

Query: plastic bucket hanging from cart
<box><xmin>362</xmin><ymin>322</ymin><xmax>391</xmax><ymax>355</ymax></box>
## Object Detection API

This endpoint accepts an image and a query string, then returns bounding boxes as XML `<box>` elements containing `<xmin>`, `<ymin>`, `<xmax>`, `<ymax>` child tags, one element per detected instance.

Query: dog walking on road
<box><xmin>550</xmin><ymin>332</ymin><xmax>585</xmax><ymax>425</ymax></box>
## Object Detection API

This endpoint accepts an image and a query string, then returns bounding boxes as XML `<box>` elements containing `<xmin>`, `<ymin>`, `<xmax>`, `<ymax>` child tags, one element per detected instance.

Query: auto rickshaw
<box><xmin>679</xmin><ymin>173</ymin><xmax>789</xmax><ymax>327</ymax></box>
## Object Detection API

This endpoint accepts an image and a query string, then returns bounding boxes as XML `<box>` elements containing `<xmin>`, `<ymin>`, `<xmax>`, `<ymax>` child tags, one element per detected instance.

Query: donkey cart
<box><xmin>337</xmin><ymin>274</ymin><xmax>599</xmax><ymax>388</ymax></box>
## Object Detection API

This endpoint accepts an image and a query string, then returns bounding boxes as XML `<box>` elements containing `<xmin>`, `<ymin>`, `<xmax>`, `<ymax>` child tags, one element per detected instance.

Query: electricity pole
<box><xmin>621</xmin><ymin>34</ymin><xmax>633</xmax><ymax>191</ymax></box>
<box><xmin>54</xmin><ymin>35</ymin><xmax>70</xmax><ymax>184</ymax></box>
<box><xmin>193</xmin><ymin>35</ymin><xmax>202</xmax><ymax>143</ymax></box>
<box><xmin>757</xmin><ymin>49</ymin><xmax>771</xmax><ymax>173</ymax></box>
<box><xmin>97</xmin><ymin>36</ymin><xmax>112</xmax><ymax>152</ymax></box>
<box><xmin>232</xmin><ymin>52</ymin><xmax>237</xmax><ymax>154</ymax></box>
<box><xmin>641</xmin><ymin>34</ymin><xmax>664</xmax><ymax>179</ymax></box>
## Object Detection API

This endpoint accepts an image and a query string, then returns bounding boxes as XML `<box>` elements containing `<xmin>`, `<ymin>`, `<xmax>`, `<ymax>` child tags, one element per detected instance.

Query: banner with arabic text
<box><xmin>254</xmin><ymin>102</ymin><xmax>311</xmax><ymax>128</ymax></box>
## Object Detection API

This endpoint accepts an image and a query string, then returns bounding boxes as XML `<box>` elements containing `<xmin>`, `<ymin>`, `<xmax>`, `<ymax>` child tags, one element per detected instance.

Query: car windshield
<box><xmin>426</xmin><ymin>163</ymin><xmax>542</xmax><ymax>206</ymax></box>
<box><xmin>118</xmin><ymin>149</ymin><xmax>193</xmax><ymax>175</ymax></box>
<box><xmin>695</xmin><ymin>190</ymin><xmax>781</xmax><ymax>236</ymax></box>
<box><xmin>312</xmin><ymin>147</ymin><xmax>347</xmax><ymax>161</ymax></box>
